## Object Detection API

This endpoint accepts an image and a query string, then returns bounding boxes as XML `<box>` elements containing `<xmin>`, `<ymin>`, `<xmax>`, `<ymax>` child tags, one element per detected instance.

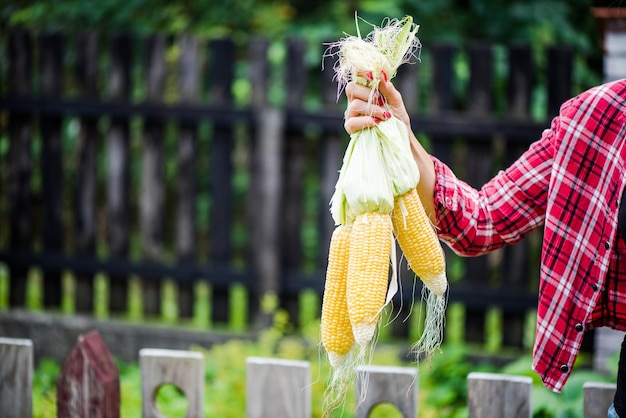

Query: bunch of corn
<box><xmin>320</xmin><ymin>15</ymin><xmax>449</xmax><ymax>411</ymax></box>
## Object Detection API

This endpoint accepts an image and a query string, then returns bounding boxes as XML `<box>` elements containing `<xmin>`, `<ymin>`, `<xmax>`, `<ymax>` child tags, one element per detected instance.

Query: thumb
<box><xmin>377</xmin><ymin>71</ymin><xmax>410</xmax><ymax>125</ymax></box>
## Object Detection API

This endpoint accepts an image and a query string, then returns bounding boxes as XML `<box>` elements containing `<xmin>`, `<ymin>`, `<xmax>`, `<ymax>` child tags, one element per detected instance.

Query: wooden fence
<box><xmin>0</xmin><ymin>28</ymin><xmax>594</xmax><ymax>351</ymax></box>
<box><xmin>0</xmin><ymin>333</ymin><xmax>617</xmax><ymax>417</ymax></box>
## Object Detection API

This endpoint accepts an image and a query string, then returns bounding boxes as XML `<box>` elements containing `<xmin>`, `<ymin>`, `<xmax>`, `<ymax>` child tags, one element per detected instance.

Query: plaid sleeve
<box><xmin>432</xmin><ymin>123</ymin><xmax>556</xmax><ymax>256</ymax></box>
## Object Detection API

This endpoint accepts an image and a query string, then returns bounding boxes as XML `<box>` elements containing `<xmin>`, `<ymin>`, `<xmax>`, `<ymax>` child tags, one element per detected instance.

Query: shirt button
<box><xmin>592</xmin><ymin>283</ymin><xmax>599</xmax><ymax>291</ymax></box>
<box><xmin>575</xmin><ymin>323</ymin><xmax>584</xmax><ymax>332</ymax></box>
<box><xmin>560</xmin><ymin>364</ymin><xmax>569</xmax><ymax>373</ymax></box>
<box><xmin>604</xmin><ymin>241</ymin><xmax>610</xmax><ymax>250</ymax></box>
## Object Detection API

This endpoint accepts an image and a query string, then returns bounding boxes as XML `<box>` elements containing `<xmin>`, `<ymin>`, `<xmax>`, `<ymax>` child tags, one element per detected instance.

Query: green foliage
<box><xmin>2</xmin><ymin>0</ymin><xmax>603</xmax><ymax>63</ymax></box>
<box><xmin>32</xmin><ymin>358</ymin><xmax>59</xmax><ymax>418</ymax></box>
<box><xmin>30</xmin><ymin>309</ymin><xmax>618</xmax><ymax>417</ymax></box>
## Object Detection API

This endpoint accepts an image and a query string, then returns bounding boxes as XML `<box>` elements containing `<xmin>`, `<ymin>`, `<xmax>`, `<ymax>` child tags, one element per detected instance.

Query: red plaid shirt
<box><xmin>432</xmin><ymin>78</ymin><xmax>626</xmax><ymax>392</ymax></box>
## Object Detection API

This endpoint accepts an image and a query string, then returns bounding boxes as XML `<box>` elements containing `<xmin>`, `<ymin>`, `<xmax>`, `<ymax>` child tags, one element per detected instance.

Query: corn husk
<box><xmin>329</xmin><ymin>16</ymin><xmax>421</xmax><ymax>225</ymax></box>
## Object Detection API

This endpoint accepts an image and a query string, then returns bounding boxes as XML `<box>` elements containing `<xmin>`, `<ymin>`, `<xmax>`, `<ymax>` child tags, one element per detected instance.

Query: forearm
<box><xmin>408</xmin><ymin>130</ymin><xmax>437</xmax><ymax>224</ymax></box>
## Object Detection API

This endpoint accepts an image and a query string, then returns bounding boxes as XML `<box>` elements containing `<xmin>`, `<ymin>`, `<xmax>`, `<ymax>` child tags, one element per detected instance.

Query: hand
<box><xmin>343</xmin><ymin>71</ymin><xmax>412</xmax><ymax>135</ymax></box>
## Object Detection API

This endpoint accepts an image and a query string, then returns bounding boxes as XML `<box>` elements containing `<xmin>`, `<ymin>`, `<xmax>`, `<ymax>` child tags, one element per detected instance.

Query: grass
<box><xmin>0</xmin><ymin>264</ymin><xmax>618</xmax><ymax>417</ymax></box>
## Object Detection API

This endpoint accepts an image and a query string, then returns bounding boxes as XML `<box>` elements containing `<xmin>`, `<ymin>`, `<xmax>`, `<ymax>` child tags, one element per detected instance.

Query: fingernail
<box><xmin>367</xmin><ymin>71</ymin><xmax>374</xmax><ymax>81</ymax></box>
<box><xmin>383</xmin><ymin>111</ymin><xmax>391</xmax><ymax>119</ymax></box>
<box><xmin>381</xmin><ymin>71</ymin><xmax>388</xmax><ymax>82</ymax></box>
<box><xmin>373</xmin><ymin>117</ymin><xmax>381</xmax><ymax>124</ymax></box>
<box><xmin>377</xmin><ymin>96</ymin><xmax>385</xmax><ymax>106</ymax></box>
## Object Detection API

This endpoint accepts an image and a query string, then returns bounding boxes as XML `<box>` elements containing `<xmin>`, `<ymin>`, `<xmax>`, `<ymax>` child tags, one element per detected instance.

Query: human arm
<box><xmin>343</xmin><ymin>72</ymin><xmax>552</xmax><ymax>255</ymax></box>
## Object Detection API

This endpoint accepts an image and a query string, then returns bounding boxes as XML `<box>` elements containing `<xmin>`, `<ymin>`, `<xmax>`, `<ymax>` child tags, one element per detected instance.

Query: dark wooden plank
<box><xmin>0</xmin><ymin>96</ymin><xmax>548</xmax><ymax>140</ymax></box>
<box><xmin>428</xmin><ymin>42</ymin><xmax>456</xmax><ymax>165</ymax></box>
<box><xmin>500</xmin><ymin>43</ymin><xmax>536</xmax><ymax>347</ymax></box>
<box><xmin>176</xmin><ymin>35</ymin><xmax>201</xmax><ymax>318</ymax></box>
<box><xmin>318</xmin><ymin>41</ymin><xmax>344</xmax><ymax>272</ymax></box>
<box><xmin>39</xmin><ymin>31</ymin><xmax>64</xmax><ymax>308</ymax></box>
<box><xmin>56</xmin><ymin>330</ymin><xmax>120</xmax><ymax>418</ymax></box>
<box><xmin>467</xmin><ymin>42</ymin><xmax>493</xmax><ymax>116</ymax></box>
<box><xmin>547</xmin><ymin>46</ymin><xmax>574</xmax><ymax>118</ymax></box>
<box><xmin>506</xmin><ymin>44</ymin><xmax>534</xmax><ymax>120</ymax></box>
<box><xmin>280</xmin><ymin>38</ymin><xmax>307</xmax><ymax>325</ymax></box>
<box><xmin>429</xmin><ymin>43</ymin><xmax>456</xmax><ymax>115</ymax></box>
<box><xmin>208</xmin><ymin>39</ymin><xmax>236</xmax><ymax>323</ymax></box>
<box><xmin>0</xmin><ymin>337</ymin><xmax>33</xmax><ymax>418</ymax></box>
<box><xmin>106</xmin><ymin>33</ymin><xmax>133</xmax><ymax>314</ymax></box>
<box><xmin>140</xmin><ymin>35</ymin><xmax>167</xmax><ymax>317</ymax></box>
<box><xmin>74</xmin><ymin>32</ymin><xmax>100</xmax><ymax>314</ymax></box>
<box><xmin>395</xmin><ymin>54</ymin><xmax>419</xmax><ymax>114</ymax></box>
<box><xmin>0</xmin><ymin>250</ymin><xmax>248</xmax><ymax>287</ymax></box>
<box><xmin>461</xmin><ymin>42</ymin><xmax>494</xmax><ymax>345</ymax></box>
<box><xmin>7</xmin><ymin>29</ymin><xmax>33</xmax><ymax>307</ymax></box>
<box><xmin>208</xmin><ymin>38</ymin><xmax>235</xmax><ymax>265</ymax></box>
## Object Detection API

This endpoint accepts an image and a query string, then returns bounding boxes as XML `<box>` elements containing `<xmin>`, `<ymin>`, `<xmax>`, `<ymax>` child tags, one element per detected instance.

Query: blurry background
<box><xmin>0</xmin><ymin>1</ymin><xmax>623</xmax><ymax>417</ymax></box>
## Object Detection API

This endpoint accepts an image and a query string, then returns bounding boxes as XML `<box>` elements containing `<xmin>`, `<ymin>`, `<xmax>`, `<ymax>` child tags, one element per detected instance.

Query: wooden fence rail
<box><xmin>0</xmin><ymin>28</ymin><xmax>598</xmax><ymax>354</ymax></box>
<box><xmin>0</xmin><ymin>333</ymin><xmax>617</xmax><ymax>417</ymax></box>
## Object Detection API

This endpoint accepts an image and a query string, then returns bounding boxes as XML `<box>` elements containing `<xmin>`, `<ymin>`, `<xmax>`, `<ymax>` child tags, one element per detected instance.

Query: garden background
<box><xmin>0</xmin><ymin>0</ymin><xmax>622</xmax><ymax>416</ymax></box>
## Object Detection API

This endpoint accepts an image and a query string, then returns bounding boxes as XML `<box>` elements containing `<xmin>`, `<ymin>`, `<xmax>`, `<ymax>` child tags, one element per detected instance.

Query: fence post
<box><xmin>140</xmin><ymin>348</ymin><xmax>204</xmax><ymax>418</ymax></box>
<box><xmin>249</xmin><ymin>107</ymin><xmax>284</xmax><ymax>328</ymax></box>
<box><xmin>246</xmin><ymin>357</ymin><xmax>311</xmax><ymax>418</ymax></box>
<box><xmin>0</xmin><ymin>337</ymin><xmax>33</xmax><ymax>418</ymax></box>
<box><xmin>56</xmin><ymin>330</ymin><xmax>120</xmax><ymax>418</ymax></box>
<box><xmin>467</xmin><ymin>372</ymin><xmax>532</xmax><ymax>418</ymax></box>
<box><xmin>355</xmin><ymin>365</ymin><xmax>418</xmax><ymax>418</ymax></box>
<box><xmin>583</xmin><ymin>382</ymin><xmax>616</xmax><ymax>418</ymax></box>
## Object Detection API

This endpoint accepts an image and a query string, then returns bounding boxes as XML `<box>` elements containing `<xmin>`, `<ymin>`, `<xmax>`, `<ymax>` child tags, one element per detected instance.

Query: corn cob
<box><xmin>346</xmin><ymin>211</ymin><xmax>393</xmax><ymax>347</ymax></box>
<box><xmin>392</xmin><ymin>187</ymin><xmax>448</xmax><ymax>357</ymax></box>
<box><xmin>321</xmin><ymin>225</ymin><xmax>354</xmax><ymax>367</ymax></box>
<box><xmin>392</xmin><ymin>188</ymin><xmax>447</xmax><ymax>297</ymax></box>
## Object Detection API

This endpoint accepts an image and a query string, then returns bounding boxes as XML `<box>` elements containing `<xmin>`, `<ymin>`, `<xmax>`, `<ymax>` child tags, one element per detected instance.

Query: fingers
<box><xmin>377</xmin><ymin>72</ymin><xmax>405</xmax><ymax>111</ymax></box>
<box><xmin>343</xmin><ymin>70</ymin><xmax>410</xmax><ymax>135</ymax></box>
<box><xmin>344</xmin><ymin>115</ymin><xmax>380</xmax><ymax>135</ymax></box>
<box><xmin>343</xmin><ymin>94</ymin><xmax>392</xmax><ymax>135</ymax></box>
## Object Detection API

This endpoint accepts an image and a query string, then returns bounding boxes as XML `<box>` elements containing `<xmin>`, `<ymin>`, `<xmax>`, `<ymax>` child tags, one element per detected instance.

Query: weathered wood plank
<box><xmin>107</xmin><ymin>33</ymin><xmax>133</xmax><ymax>313</ymax></box>
<box><xmin>140</xmin><ymin>348</ymin><xmax>204</xmax><ymax>418</ymax></box>
<box><xmin>250</xmin><ymin>108</ymin><xmax>284</xmax><ymax>328</ymax></box>
<box><xmin>467</xmin><ymin>372</ymin><xmax>532</xmax><ymax>418</ymax></box>
<box><xmin>74</xmin><ymin>31</ymin><xmax>100</xmax><ymax>313</ymax></box>
<box><xmin>176</xmin><ymin>34</ymin><xmax>201</xmax><ymax>318</ymax></box>
<box><xmin>140</xmin><ymin>35</ymin><xmax>167</xmax><ymax>316</ymax></box>
<box><xmin>0</xmin><ymin>337</ymin><xmax>33</xmax><ymax>418</ymax></box>
<box><xmin>355</xmin><ymin>365</ymin><xmax>418</xmax><ymax>418</ymax></box>
<box><xmin>56</xmin><ymin>330</ymin><xmax>120</xmax><ymax>418</ymax></box>
<box><xmin>583</xmin><ymin>382</ymin><xmax>616</xmax><ymax>418</ymax></box>
<box><xmin>280</xmin><ymin>38</ymin><xmax>307</xmax><ymax>325</ymax></box>
<box><xmin>246</xmin><ymin>38</ymin><xmax>270</xmax><ymax>327</ymax></box>
<box><xmin>245</xmin><ymin>357</ymin><xmax>311</xmax><ymax>418</ymax></box>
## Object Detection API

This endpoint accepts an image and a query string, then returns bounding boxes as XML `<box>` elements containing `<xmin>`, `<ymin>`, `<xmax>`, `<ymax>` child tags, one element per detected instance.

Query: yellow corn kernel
<box><xmin>321</xmin><ymin>225</ymin><xmax>354</xmax><ymax>367</ymax></box>
<box><xmin>346</xmin><ymin>211</ymin><xmax>392</xmax><ymax>347</ymax></box>
<box><xmin>392</xmin><ymin>187</ymin><xmax>447</xmax><ymax>296</ymax></box>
